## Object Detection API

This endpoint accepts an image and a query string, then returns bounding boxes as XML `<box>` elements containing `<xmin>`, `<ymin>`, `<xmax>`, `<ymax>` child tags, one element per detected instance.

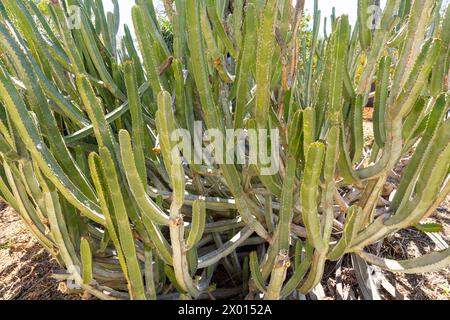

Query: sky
<box><xmin>103</xmin><ymin>0</ymin><xmax>447</xmax><ymax>38</ymax></box>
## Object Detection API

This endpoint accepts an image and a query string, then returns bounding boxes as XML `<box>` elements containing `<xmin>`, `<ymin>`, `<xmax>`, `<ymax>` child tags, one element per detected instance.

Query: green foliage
<box><xmin>0</xmin><ymin>0</ymin><xmax>448</xmax><ymax>300</ymax></box>
<box><xmin>159</xmin><ymin>17</ymin><xmax>174</xmax><ymax>53</ymax></box>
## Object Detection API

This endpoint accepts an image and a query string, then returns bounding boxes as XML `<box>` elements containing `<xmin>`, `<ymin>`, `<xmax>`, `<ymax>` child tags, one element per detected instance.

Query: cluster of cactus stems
<box><xmin>0</xmin><ymin>0</ymin><xmax>449</xmax><ymax>300</ymax></box>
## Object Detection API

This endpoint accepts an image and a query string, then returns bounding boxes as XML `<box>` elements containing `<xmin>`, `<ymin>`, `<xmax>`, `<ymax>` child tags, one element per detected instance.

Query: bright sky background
<box><xmin>103</xmin><ymin>0</ymin><xmax>447</xmax><ymax>38</ymax></box>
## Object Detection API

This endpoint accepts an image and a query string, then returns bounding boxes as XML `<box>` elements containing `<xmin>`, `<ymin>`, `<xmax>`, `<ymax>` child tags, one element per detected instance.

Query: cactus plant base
<box><xmin>1</xmin><ymin>200</ymin><xmax>448</xmax><ymax>300</ymax></box>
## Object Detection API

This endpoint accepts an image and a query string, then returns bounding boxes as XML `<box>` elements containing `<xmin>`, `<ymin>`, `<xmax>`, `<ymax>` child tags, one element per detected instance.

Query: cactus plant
<box><xmin>0</xmin><ymin>0</ymin><xmax>448</xmax><ymax>300</ymax></box>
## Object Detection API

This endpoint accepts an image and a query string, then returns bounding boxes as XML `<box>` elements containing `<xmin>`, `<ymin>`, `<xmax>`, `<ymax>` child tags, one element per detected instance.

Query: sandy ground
<box><xmin>0</xmin><ymin>204</ymin><xmax>80</xmax><ymax>300</ymax></box>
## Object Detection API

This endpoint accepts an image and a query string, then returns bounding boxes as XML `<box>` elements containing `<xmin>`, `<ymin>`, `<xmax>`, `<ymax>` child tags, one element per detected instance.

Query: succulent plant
<box><xmin>0</xmin><ymin>0</ymin><xmax>448</xmax><ymax>300</ymax></box>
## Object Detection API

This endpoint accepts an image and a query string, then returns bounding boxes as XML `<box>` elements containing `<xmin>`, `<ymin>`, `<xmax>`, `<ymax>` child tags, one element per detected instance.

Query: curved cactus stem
<box><xmin>358</xmin><ymin>175</ymin><xmax>387</xmax><ymax>229</ymax></box>
<box><xmin>402</xmin><ymin>98</ymin><xmax>427</xmax><ymax>146</ymax></box>
<box><xmin>119</xmin><ymin>130</ymin><xmax>170</xmax><ymax>226</ymax></box>
<box><xmin>141</xmin><ymin>215</ymin><xmax>173</xmax><ymax>265</ymax></box>
<box><xmin>351</xmin><ymin>120</ymin><xmax>450</xmax><ymax>250</ymax></box>
<box><xmin>88</xmin><ymin>152</ymin><xmax>136</xmax><ymax>291</ymax></box>
<box><xmin>186</xmin><ymin>200</ymin><xmax>206</xmax><ymax>251</ymax></box>
<box><xmin>343</xmin><ymin>66</ymin><xmax>356</xmax><ymax>102</ymax></box>
<box><xmin>13</xmin><ymin>163</ymin><xmax>48</xmax><ymax>228</ymax></box>
<box><xmin>301</xmin><ymin>142</ymin><xmax>327</xmax><ymax>253</ymax></box>
<box><xmin>422</xmin><ymin>174</ymin><xmax>450</xmax><ymax>220</ymax></box>
<box><xmin>169</xmin><ymin>216</ymin><xmax>201</xmax><ymax>298</ymax></box>
<box><xmin>64</xmin><ymin>81</ymin><xmax>152</xmax><ymax>145</ymax></box>
<box><xmin>27</xmin><ymin>0</ymin><xmax>63</xmax><ymax>53</ymax></box>
<box><xmin>391</xmin><ymin>94</ymin><xmax>448</xmax><ymax>212</ymax></box>
<box><xmin>0</xmin><ymin>166</ymin><xmax>20</xmax><ymax>211</ymax></box>
<box><xmin>0</xmin><ymin>66</ymin><xmax>104</xmax><ymax>225</ymax></box>
<box><xmin>0</xmin><ymin>22</ymin><xmax>97</xmax><ymax>201</ymax></box>
<box><xmin>388</xmin><ymin>119</ymin><xmax>450</xmax><ymax>226</ymax></box>
<box><xmin>328</xmin><ymin>206</ymin><xmax>360</xmax><ymax>261</ymax></box>
<box><xmin>358</xmin><ymin>248</ymin><xmax>450</xmax><ymax>274</ymax></box>
<box><xmin>2</xmin><ymin>162</ymin><xmax>55</xmax><ymax>252</ymax></box>
<box><xmin>299</xmin><ymin>250</ymin><xmax>327</xmax><ymax>294</ymax></box>
<box><xmin>76</xmin><ymin>74</ymin><xmax>153</xmax><ymax>241</ymax></box>
<box><xmin>163</xmin><ymin>265</ymin><xmax>187</xmax><ymax>294</ymax></box>
<box><xmin>42</xmin><ymin>187</ymin><xmax>83</xmax><ymax>286</ymax></box>
<box><xmin>255</xmin><ymin>168</ymin><xmax>283</xmax><ymax>198</ymax></box>
<box><xmin>156</xmin><ymin>91</ymin><xmax>200</xmax><ymax>298</ymax></box>
<box><xmin>249</xmin><ymin>251</ymin><xmax>267</xmax><ymax>293</ymax></box>
<box><xmin>2</xmin><ymin>1</ymin><xmax>89</xmax><ymax>128</ymax></box>
<box><xmin>80</xmin><ymin>237</ymin><xmax>93</xmax><ymax>285</ymax></box>
<box><xmin>0</xmin><ymin>134</ymin><xmax>20</xmax><ymax>162</ymax></box>
<box><xmin>98</xmin><ymin>147</ymin><xmax>146</xmax><ymax>300</ymax></box>
<box><xmin>198</xmin><ymin>227</ymin><xmax>254</xmax><ymax>269</ymax></box>
<box><xmin>76</xmin><ymin>75</ymin><xmax>117</xmax><ymax>154</ymax></box>
<box><xmin>280</xmin><ymin>240</ymin><xmax>313</xmax><ymax>298</ymax></box>
<box><xmin>49</xmin><ymin>2</ymin><xmax>85</xmax><ymax>72</ymax></box>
